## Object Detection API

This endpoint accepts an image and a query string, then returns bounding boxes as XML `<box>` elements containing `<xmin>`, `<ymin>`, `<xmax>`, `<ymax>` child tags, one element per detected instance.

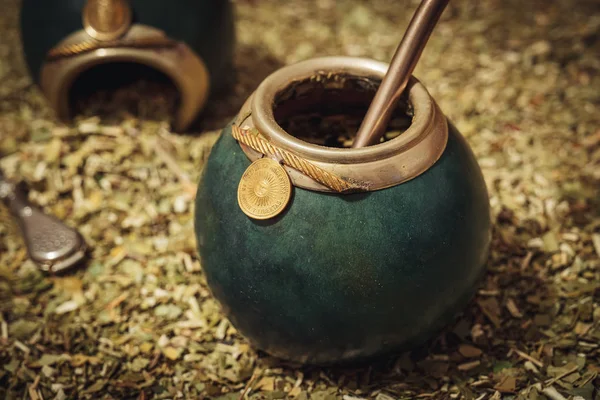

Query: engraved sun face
<box><xmin>238</xmin><ymin>158</ymin><xmax>292</xmax><ymax>220</ymax></box>
<box><xmin>254</xmin><ymin>177</ymin><xmax>272</xmax><ymax>198</ymax></box>
<box><xmin>247</xmin><ymin>170</ymin><xmax>286</xmax><ymax>208</ymax></box>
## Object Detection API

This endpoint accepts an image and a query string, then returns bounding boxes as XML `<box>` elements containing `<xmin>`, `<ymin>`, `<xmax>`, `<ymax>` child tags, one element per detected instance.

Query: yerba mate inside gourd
<box><xmin>273</xmin><ymin>74</ymin><xmax>413</xmax><ymax>148</ymax></box>
<box><xmin>69</xmin><ymin>62</ymin><xmax>180</xmax><ymax>122</ymax></box>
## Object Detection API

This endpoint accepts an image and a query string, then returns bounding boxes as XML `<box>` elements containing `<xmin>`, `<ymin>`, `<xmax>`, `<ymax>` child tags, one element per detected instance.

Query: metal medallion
<box><xmin>83</xmin><ymin>0</ymin><xmax>132</xmax><ymax>41</ymax></box>
<box><xmin>237</xmin><ymin>158</ymin><xmax>292</xmax><ymax>220</ymax></box>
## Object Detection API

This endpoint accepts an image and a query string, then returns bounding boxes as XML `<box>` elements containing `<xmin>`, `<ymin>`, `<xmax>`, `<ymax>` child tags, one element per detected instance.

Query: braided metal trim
<box><xmin>47</xmin><ymin>37</ymin><xmax>177</xmax><ymax>60</ymax></box>
<box><xmin>231</xmin><ymin>125</ymin><xmax>364</xmax><ymax>193</ymax></box>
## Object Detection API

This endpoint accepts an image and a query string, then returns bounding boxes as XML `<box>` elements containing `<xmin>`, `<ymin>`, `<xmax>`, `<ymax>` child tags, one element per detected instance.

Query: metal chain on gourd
<box><xmin>231</xmin><ymin>125</ymin><xmax>362</xmax><ymax>193</ymax></box>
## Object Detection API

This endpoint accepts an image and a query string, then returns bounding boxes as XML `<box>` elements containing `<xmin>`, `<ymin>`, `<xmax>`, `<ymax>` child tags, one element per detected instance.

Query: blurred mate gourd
<box><xmin>20</xmin><ymin>0</ymin><xmax>235</xmax><ymax>131</ymax></box>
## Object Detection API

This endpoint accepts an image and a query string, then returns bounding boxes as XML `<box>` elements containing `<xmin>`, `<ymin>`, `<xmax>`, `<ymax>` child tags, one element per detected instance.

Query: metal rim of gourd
<box><xmin>235</xmin><ymin>56</ymin><xmax>449</xmax><ymax>192</ymax></box>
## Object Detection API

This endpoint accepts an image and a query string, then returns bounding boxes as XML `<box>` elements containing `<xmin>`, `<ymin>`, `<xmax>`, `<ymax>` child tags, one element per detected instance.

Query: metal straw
<box><xmin>352</xmin><ymin>0</ymin><xmax>450</xmax><ymax>148</ymax></box>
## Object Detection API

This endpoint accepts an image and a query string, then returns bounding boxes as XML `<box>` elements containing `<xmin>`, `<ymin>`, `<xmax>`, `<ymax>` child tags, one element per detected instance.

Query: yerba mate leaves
<box><xmin>0</xmin><ymin>0</ymin><xmax>599</xmax><ymax>398</ymax></box>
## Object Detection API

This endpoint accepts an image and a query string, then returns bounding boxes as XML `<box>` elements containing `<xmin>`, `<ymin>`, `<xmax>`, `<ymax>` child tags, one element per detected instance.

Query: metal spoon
<box><xmin>0</xmin><ymin>169</ymin><xmax>87</xmax><ymax>273</ymax></box>
<box><xmin>352</xmin><ymin>0</ymin><xmax>449</xmax><ymax>148</ymax></box>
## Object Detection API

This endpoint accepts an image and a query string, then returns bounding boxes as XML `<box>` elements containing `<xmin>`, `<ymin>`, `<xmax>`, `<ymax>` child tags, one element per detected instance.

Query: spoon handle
<box><xmin>0</xmin><ymin>171</ymin><xmax>87</xmax><ymax>273</ymax></box>
<box><xmin>352</xmin><ymin>0</ymin><xmax>449</xmax><ymax>148</ymax></box>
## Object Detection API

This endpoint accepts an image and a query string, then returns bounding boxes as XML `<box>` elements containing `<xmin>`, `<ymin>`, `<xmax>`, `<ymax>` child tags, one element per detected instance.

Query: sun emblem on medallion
<box><xmin>237</xmin><ymin>158</ymin><xmax>292</xmax><ymax>220</ymax></box>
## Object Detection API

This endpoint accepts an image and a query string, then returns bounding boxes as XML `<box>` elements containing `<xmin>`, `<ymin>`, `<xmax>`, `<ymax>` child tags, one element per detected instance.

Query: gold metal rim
<box><xmin>251</xmin><ymin>57</ymin><xmax>435</xmax><ymax>163</ymax></box>
<box><xmin>40</xmin><ymin>25</ymin><xmax>210</xmax><ymax>132</ymax></box>
<box><xmin>234</xmin><ymin>56</ymin><xmax>448</xmax><ymax>192</ymax></box>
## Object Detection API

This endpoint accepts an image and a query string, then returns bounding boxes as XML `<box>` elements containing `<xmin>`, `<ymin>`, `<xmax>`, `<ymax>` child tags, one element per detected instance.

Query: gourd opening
<box><xmin>272</xmin><ymin>73</ymin><xmax>413</xmax><ymax>148</ymax></box>
<box><xmin>69</xmin><ymin>62</ymin><xmax>180</xmax><ymax>123</ymax></box>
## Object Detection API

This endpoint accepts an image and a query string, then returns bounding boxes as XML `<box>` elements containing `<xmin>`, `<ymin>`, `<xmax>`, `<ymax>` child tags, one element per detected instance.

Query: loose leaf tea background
<box><xmin>1</xmin><ymin>0</ymin><xmax>599</xmax><ymax>399</ymax></box>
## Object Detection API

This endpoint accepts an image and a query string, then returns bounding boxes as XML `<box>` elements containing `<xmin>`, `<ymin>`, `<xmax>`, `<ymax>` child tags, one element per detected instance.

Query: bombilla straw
<box><xmin>352</xmin><ymin>0</ymin><xmax>450</xmax><ymax>148</ymax></box>
<box><xmin>0</xmin><ymin>168</ymin><xmax>87</xmax><ymax>273</ymax></box>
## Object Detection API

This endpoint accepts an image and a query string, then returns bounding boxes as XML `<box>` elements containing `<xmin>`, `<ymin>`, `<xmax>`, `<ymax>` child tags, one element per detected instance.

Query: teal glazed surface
<box><xmin>20</xmin><ymin>0</ymin><xmax>235</xmax><ymax>92</ymax></box>
<box><xmin>195</xmin><ymin>122</ymin><xmax>491</xmax><ymax>364</ymax></box>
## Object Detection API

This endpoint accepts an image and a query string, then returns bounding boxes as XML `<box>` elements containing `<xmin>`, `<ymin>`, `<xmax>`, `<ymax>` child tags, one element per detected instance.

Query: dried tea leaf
<box><xmin>154</xmin><ymin>304</ymin><xmax>183</xmax><ymax>320</ymax></box>
<box><xmin>3</xmin><ymin>358</ymin><xmax>20</xmax><ymax>374</ymax></box>
<box><xmin>547</xmin><ymin>362</ymin><xmax>579</xmax><ymax>380</ymax></box>
<box><xmin>458</xmin><ymin>344</ymin><xmax>483</xmax><ymax>358</ymax></box>
<box><xmin>214</xmin><ymin>394</ymin><xmax>240</xmax><ymax>400</ymax></box>
<box><xmin>30</xmin><ymin>354</ymin><xmax>69</xmax><ymax>367</ymax></box>
<box><xmin>265</xmin><ymin>391</ymin><xmax>287</xmax><ymax>399</ymax></box>
<box><xmin>494</xmin><ymin>376</ymin><xmax>516</xmax><ymax>393</ymax></box>
<box><xmin>53</xmin><ymin>300</ymin><xmax>80</xmax><ymax>315</ymax></box>
<box><xmin>311</xmin><ymin>390</ymin><xmax>341</xmax><ymax>400</ymax></box>
<box><xmin>161</xmin><ymin>346</ymin><xmax>182</xmax><ymax>360</ymax></box>
<box><xmin>255</xmin><ymin>376</ymin><xmax>276</xmax><ymax>391</ymax></box>
<box><xmin>8</xmin><ymin>319</ymin><xmax>39</xmax><ymax>340</ymax></box>
<box><xmin>129</xmin><ymin>356</ymin><xmax>150</xmax><ymax>372</ymax></box>
<box><xmin>542</xmin><ymin>231</ymin><xmax>560</xmax><ymax>252</ymax></box>
<box><xmin>375</xmin><ymin>393</ymin><xmax>396</xmax><ymax>400</ymax></box>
